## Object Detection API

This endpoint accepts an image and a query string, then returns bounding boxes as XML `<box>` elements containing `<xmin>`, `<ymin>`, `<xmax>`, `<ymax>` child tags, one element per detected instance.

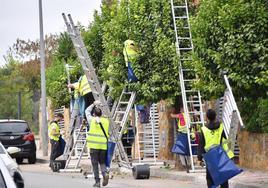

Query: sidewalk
<box><xmin>150</xmin><ymin>166</ymin><xmax>268</xmax><ymax>188</ymax></box>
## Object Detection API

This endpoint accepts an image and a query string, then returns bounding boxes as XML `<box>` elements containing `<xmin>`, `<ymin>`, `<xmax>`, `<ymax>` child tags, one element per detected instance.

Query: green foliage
<box><xmin>191</xmin><ymin>0</ymin><xmax>268</xmax><ymax>132</ymax></box>
<box><xmin>0</xmin><ymin>59</ymin><xmax>36</xmax><ymax>133</ymax></box>
<box><xmin>240</xmin><ymin>98</ymin><xmax>268</xmax><ymax>133</ymax></box>
<box><xmin>46</xmin><ymin>58</ymin><xmax>71</xmax><ymax>109</ymax></box>
<box><xmin>100</xmin><ymin>0</ymin><xmax>180</xmax><ymax>103</ymax></box>
<box><xmin>191</xmin><ymin>0</ymin><xmax>268</xmax><ymax>99</ymax></box>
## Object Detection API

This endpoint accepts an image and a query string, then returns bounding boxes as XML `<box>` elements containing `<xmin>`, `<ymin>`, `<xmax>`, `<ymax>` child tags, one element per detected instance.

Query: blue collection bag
<box><xmin>203</xmin><ymin>145</ymin><xmax>243</xmax><ymax>186</ymax></box>
<box><xmin>105</xmin><ymin>141</ymin><xmax>116</xmax><ymax>168</ymax></box>
<box><xmin>127</xmin><ymin>62</ymin><xmax>138</xmax><ymax>82</ymax></box>
<box><xmin>98</xmin><ymin>121</ymin><xmax>116</xmax><ymax>168</ymax></box>
<box><xmin>171</xmin><ymin>133</ymin><xmax>197</xmax><ymax>156</ymax></box>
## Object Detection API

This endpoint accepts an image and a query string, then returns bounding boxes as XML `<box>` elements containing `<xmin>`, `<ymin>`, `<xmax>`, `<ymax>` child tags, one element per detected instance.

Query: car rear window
<box><xmin>0</xmin><ymin>122</ymin><xmax>29</xmax><ymax>134</ymax></box>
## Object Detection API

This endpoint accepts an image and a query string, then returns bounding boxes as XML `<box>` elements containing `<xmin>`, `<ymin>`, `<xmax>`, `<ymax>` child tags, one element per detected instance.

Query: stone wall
<box><xmin>238</xmin><ymin>130</ymin><xmax>268</xmax><ymax>170</ymax></box>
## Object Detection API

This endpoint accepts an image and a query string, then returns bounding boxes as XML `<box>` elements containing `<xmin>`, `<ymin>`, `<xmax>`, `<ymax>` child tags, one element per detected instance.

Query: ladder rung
<box><xmin>178</xmin><ymin>37</ymin><xmax>191</xmax><ymax>40</ymax></box>
<box><xmin>184</xmin><ymin>79</ymin><xmax>197</xmax><ymax>82</ymax></box>
<box><xmin>174</xmin><ymin>6</ymin><xmax>187</xmax><ymax>9</ymax></box>
<box><xmin>186</xmin><ymin>101</ymin><xmax>200</xmax><ymax>103</ymax></box>
<box><xmin>115</xmin><ymin>111</ymin><xmax>125</xmax><ymax>114</ymax></box>
<box><xmin>185</xmin><ymin>90</ymin><xmax>198</xmax><ymax>92</ymax></box>
<box><xmin>175</xmin><ymin>16</ymin><xmax>187</xmax><ymax>19</ymax></box>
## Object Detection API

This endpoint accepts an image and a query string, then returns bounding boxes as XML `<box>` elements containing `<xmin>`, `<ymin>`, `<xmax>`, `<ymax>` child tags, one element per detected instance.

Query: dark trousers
<box><xmin>206</xmin><ymin>168</ymin><xmax>229</xmax><ymax>188</ymax></box>
<box><xmin>50</xmin><ymin>139</ymin><xmax>61</xmax><ymax>162</ymax></box>
<box><xmin>122</xmin><ymin>136</ymin><xmax>133</xmax><ymax>158</ymax></box>
<box><xmin>90</xmin><ymin>149</ymin><xmax>107</xmax><ymax>183</ymax></box>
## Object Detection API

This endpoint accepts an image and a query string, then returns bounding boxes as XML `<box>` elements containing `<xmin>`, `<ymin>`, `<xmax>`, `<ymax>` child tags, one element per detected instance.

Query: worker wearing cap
<box><xmin>123</xmin><ymin>39</ymin><xmax>138</xmax><ymax>82</ymax></box>
<box><xmin>48</xmin><ymin>113</ymin><xmax>63</xmax><ymax>167</ymax></box>
<box><xmin>198</xmin><ymin>109</ymin><xmax>234</xmax><ymax>188</ymax></box>
<box><xmin>85</xmin><ymin>101</ymin><xmax>110</xmax><ymax>187</ymax></box>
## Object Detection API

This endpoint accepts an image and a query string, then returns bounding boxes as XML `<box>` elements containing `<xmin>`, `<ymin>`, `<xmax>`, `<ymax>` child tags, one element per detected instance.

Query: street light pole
<box><xmin>39</xmin><ymin>0</ymin><xmax>48</xmax><ymax>156</ymax></box>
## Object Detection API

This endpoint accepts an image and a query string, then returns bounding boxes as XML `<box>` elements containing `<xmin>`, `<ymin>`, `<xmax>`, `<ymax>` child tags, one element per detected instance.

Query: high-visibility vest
<box><xmin>202</xmin><ymin>123</ymin><xmax>234</xmax><ymax>159</ymax></box>
<box><xmin>79</xmin><ymin>75</ymin><xmax>92</xmax><ymax>96</ymax></box>
<box><xmin>48</xmin><ymin>121</ymin><xmax>60</xmax><ymax>141</ymax></box>
<box><xmin>177</xmin><ymin>113</ymin><xmax>187</xmax><ymax>133</ymax></box>
<box><xmin>123</xmin><ymin>40</ymin><xmax>138</xmax><ymax>67</ymax></box>
<box><xmin>86</xmin><ymin>117</ymin><xmax>109</xmax><ymax>150</ymax></box>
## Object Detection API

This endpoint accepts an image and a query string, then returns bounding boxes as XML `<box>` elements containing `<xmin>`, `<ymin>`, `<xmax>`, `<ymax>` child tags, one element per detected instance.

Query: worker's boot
<box><xmin>93</xmin><ymin>182</ymin><xmax>100</xmax><ymax>187</ymax></box>
<box><xmin>102</xmin><ymin>174</ymin><xmax>109</xmax><ymax>186</ymax></box>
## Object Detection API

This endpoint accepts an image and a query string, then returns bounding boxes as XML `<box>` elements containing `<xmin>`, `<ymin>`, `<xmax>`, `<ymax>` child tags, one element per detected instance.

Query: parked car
<box><xmin>0</xmin><ymin>157</ymin><xmax>17</xmax><ymax>188</ymax></box>
<box><xmin>0</xmin><ymin>119</ymin><xmax>36</xmax><ymax>164</ymax></box>
<box><xmin>0</xmin><ymin>143</ymin><xmax>24</xmax><ymax>188</ymax></box>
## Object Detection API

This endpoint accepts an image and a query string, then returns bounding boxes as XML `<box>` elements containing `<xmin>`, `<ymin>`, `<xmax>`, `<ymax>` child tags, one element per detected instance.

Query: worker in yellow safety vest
<box><xmin>68</xmin><ymin>75</ymin><xmax>94</xmax><ymax>118</ymax></box>
<box><xmin>198</xmin><ymin>109</ymin><xmax>234</xmax><ymax>188</ymax></box>
<box><xmin>123</xmin><ymin>39</ymin><xmax>138</xmax><ymax>82</ymax></box>
<box><xmin>85</xmin><ymin>101</ymin><xmax>109</xmax><ymax>187</ymax></box>
<box><xmin>48</xmin><ymin>113</ymin><xmax>63</xmax><ymax>168</ymax></box>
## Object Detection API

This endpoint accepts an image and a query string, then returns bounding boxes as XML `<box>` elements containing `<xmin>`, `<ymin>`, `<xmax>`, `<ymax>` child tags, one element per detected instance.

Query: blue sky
<box><xmin>0</xmin><ymin>0</ymin><xmax>101</xmax><ymax>65</ymax></box>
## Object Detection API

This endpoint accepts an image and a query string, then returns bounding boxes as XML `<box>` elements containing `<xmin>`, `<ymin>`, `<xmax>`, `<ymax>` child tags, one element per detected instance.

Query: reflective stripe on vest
<box><xmin>48</xmin><ymin>122</ymin><xmax>60</xmax><ymax>141</ymax></box>
<box><xmin>86</xmin><ymin>117</ymin><xmax>109</xmax><ymax>150</ymax></box>
<box><xmin>202</xmin><ymin>123</ymin><xmax>234</xmax><ymax>159</ymax></box>
<box><xmin>79</xmin><ymin>75</ymin><xmax>91</xmax><ymax>96</ymax></box>
<box><xmin>178</xmin><ymin>113</ymin><xmax>187</xmax><ymax>133</ymax></box>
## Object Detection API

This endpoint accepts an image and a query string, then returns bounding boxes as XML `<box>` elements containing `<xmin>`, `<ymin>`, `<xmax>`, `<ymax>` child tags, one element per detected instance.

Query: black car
<box><xmin>0</xmin><ymin>120</ymin><xmax>36</xmax><ymax>164</ymax></box>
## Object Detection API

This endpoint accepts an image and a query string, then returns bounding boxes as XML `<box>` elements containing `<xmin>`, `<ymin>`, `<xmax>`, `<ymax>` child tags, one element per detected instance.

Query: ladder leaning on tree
<box><xmin>62</xmin><ymin>13</ymin><xmax>136</xmax><ymax>170</ymax></box>
<box><xmin>170</xmin><ymin>0</ymin><xmax>205</xmax><ymax>173</ymax></box>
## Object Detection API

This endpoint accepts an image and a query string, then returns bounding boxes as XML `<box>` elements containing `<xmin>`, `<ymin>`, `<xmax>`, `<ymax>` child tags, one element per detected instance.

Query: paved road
<box><xmin>19</xmin><ymin>162</ymin><xmax>199</xmax><ymax>188</ymax></box>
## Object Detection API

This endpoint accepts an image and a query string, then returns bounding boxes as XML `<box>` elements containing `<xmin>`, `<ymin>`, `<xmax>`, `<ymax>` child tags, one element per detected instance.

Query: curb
<box><xmin>150</xmin><ymin>168</ymin><xmax>265</xmax><ymax>188</ymax></box>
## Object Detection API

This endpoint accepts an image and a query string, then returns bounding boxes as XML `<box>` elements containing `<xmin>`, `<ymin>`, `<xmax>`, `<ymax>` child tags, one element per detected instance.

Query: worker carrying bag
<box><xmin>99</xmin><ymin>122</ymin><xmax>116</xmax><ymax>168</ymax></box>
<box><xmin>203</xmin><ymin>145</ymin><xmax>243</xmax><ymax>187</ymax></box>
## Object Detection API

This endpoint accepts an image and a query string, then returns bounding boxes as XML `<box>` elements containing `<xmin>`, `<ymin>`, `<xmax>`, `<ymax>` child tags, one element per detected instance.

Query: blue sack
<box><xmin>127</xmin><ymin>62</ymin><xmax>138</xmax><ymax>82</ymax></box>
<box><xmin>203</xmin><ymin>145</ymin><xmax>243</xmax><ymax>187</ymax></box>
<box><xmin>171</xmin><ymin>133</ymin><xmax>197</xmax><ymax>156</ymax></box>
<box><xmin>106</xmin><ymin>141</ymin><xmax>116</xmax><ymax>168</ymax></box>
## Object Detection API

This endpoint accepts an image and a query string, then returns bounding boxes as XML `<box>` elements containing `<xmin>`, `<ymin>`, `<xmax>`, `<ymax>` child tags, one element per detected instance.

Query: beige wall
<box><xmin>238</xmin><ymin>130</ymin><xmax>268</xmax><ymax>170</ymax></box>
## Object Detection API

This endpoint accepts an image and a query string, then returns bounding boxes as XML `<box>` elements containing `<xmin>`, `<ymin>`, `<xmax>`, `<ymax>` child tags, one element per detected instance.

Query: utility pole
<box><xmin>39</xmin><ymin>0</ymin><xmax>48</xmax><ymax>156</ymax></box>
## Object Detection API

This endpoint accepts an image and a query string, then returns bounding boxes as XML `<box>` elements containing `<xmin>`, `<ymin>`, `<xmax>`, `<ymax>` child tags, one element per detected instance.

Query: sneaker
<box><xmin>93</xmin><ymin>182</ymin><xmax>100</xmax><ymax>187</ymax></box>
<box><xmin>102</xmin><ymin>174</ymin><xmax>109</xmax><ymax>186</ymax></box>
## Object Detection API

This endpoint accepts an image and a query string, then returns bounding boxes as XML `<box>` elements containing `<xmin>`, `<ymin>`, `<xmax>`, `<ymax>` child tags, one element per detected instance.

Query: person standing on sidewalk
<box><xmin>85</xmin><ymin>101</ymin><xmax>109</xmax><ymax>187</ymax></box>
<box><xmin>48</xmin><ymin>113</ymin><xmax>63</xmax><ymax>167</ymax></box>
<box><xmin>198</xmin><ymin>109</ymin><xmax>234</xmax><ymax>188</ymax></box>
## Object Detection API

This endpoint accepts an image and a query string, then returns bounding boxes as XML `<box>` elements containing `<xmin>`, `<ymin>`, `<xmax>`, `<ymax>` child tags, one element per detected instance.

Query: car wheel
<box><xmin>16</xmin><ymin>158</ymin><xmax>23</xmax><ymax>164</ymax></box>
<box><xmin>28</xmin><ymin>154</ymin><xmax>36</xmax><ymax>164</ymax></box>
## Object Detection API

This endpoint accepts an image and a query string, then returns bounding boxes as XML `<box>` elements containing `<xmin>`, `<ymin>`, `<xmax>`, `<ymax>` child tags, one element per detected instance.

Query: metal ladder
<box><xmin>135</xmin><ymin>104</ymin><xmax>160</xmax><ymax>165</ymax></box>
<box><xmin>62</xmin><ymin>13</ymin><xmax>133</xmax><ymax>169</ymax></box>
<box><xmin>62</xmin><ymin>123</ymin><xmax>88</xmax><ymax>172</ymax></box>
<box><xmin>220</xmin><ymin>74</ymin><xmax>244</xmax><ymax>156</ymax></box>
<box><xmin>112</xmin><ymin>90</ymin><xmax>136</xmax><ymax>167</ymax></box>
<box><xmin>171</xmin><ymin>0</ymin><xmax>205</xmax><ymax>172</ymax></box>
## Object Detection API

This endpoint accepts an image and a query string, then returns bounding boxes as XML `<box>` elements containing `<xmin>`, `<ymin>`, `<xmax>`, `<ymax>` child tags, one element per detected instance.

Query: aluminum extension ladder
<box><xmin>62</xmin><ymin>13</ymin><xmax>134</xmax><ymax>169</ymax></box>
<box><xmin>218</xmin><ymin>73</ymin><xmax>244</xmax><ymax>156</ymax></box>
<box><xmin>62</xmin><ymin>122</ymin><xmax>88</xmax><ymax>172</ymax></box>
<box><xmin>170</xmin><ymin>0</ymin><xmax>205</xmax><ymax>172</ymax></box>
